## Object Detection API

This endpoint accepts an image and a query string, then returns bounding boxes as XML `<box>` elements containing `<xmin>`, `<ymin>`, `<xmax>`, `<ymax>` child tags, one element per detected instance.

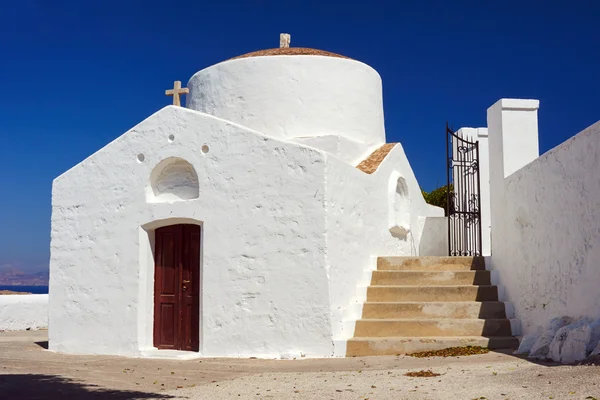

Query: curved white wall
<box><xmin>0</xmin><ymin>294</ymin><xmax>48</xmax><ymax>331</ymax></box>
<box><xmin>186</xmin><ymin>56</ymin><xmax>386</xmax><ymax>152</ymax></box>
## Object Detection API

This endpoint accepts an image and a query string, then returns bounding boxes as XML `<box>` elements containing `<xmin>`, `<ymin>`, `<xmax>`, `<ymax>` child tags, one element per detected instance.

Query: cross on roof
<box><xmin>280</xmin><ymin>33</ymin><xmax>291</xmax><ymax>48</ymax></box>
<box><xmin>165</xmin><ymin>80</ymin><xmax>189</xmax><ymax>107</ymax></box>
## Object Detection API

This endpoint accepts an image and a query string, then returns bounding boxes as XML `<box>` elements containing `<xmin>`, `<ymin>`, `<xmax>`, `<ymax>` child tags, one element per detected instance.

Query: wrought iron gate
<box><xmin>446</xmin><ymin>123</ymin><xmax>482</xmax><ymax>256</ymax></box>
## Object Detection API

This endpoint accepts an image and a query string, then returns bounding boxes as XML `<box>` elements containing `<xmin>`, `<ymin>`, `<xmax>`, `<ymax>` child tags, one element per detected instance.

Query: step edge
<box><xmin>355</xmin><ymin>318</ymin><xmax>512</xmax><ymax>322</ymax></box>
<box><xmin>368</xmin><ymin>285</ymin><xmax>498</xmax><ymax>288</ymax></box>
<box><xmin>347</xmin><ymin>336</ymin><xmax>519</xmax><ymax>341</ymax></box>
<box><xmin>362</xmin><ymin>301</ymin><xmax>506</xmax><ymax>304</ymax></box>
<box><xmin>373</xmin><ymin>270</ymin><xmax>490</xmax><ymax>273</ymax></box>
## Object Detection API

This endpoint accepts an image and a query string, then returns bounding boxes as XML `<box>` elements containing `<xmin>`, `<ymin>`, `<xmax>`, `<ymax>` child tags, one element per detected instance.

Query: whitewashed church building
<box><xmin>49</xmin><ymin>34</ymin><xmax>600</xmax><ymax>359</ymax></box>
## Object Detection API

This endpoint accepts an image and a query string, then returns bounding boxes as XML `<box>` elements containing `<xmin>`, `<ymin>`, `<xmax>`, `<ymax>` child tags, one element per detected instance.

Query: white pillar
<box><xmin>487</xmin><ymin>99</ymin><xmax>540</xmax><ymax>256</ymax></box>
<box><xmin>456</xmin><ymin>128</ymin><xmax>491</xmax><ymax>256</ymax></box>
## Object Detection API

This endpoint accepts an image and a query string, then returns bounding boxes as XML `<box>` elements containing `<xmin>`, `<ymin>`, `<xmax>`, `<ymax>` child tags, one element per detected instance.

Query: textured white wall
<box><xmin>50</xmin><ymin>106</ymin><xmax>333</xmax><ymax>358</ymax></box>
<box><xmin>50</xmin><ymin>105</ymin><xmax>444</xmax><ymax>358</ymax></box>
<box><xmin>186</xmin><ymin>56</ymin><xmax>385</xmax><ymax>164</ymax></box>
<box><xmin>418</xmin><ymin>217</ymin><xmax>448</xmax><ymax>256</ymax></box>
<box><xmin>0</xmin><ymin>294</ymin><xmax>48</xmax><ymax>331</ymax></box>
<box><xmin>324</xmin><ymin>144</ymin><xmax>444</xmax><ymax>352</ymax></box>
<box><xmin>292</xmin><ymin>135</ymin><xmax>377</xmax><ymax>165</ymax></box>
<box><xmin>488</xmin><ymin>99</ymin><xmax>600</xmax><ymax>335</ymax></box>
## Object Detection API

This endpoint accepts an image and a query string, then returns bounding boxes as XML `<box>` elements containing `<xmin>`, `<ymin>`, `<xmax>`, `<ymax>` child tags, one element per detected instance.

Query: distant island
<box><xmin>0</xmin><ymin>265</ymin><xmax>48</xmax><ymax>286</ymax></box>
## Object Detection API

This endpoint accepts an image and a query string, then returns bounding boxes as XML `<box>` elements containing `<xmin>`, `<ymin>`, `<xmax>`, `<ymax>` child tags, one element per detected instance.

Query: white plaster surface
<box><xmin>418</xmin><ymin>216</ymin><xmax>449</xmax><ymax>256</ymax></box>
<box><xmin>291</xmin><ymin>135</ymin><xmax>377</xmax><ymax>165</ymax></box>
<box><xmin>50</xmin><ymin>103</ymin><xmax>442</xmax><ymax>358</ymax></box>
<box><xmin>488</xmin><ymin>98</ymin><xmax>600</xmax><ymax>336</ymax></box>
<box><xmin>0</xmin><ymin>294</ymin><xmax>48</xmax><ymax>331</ymax></box>
<box><xmin>50</xmin><ymin>106</ymin><xmax>333</xmax><ymax>358</ymax></box>
<box><xmin>324</xmin><ymin>144</ymin><xmax>444</xmax><ymax>344</ymax></box>
<box><xmin>186</xmin><ymin>56</ymin><xmax>386</xmax><ymax>160</ymax></box>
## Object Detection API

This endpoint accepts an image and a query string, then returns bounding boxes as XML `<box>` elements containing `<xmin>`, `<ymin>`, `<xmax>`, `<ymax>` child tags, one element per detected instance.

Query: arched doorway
<box><xmin>153</xmin><ymin>224</ymin><xmax>201</xmax><ymax>351</ymax></box>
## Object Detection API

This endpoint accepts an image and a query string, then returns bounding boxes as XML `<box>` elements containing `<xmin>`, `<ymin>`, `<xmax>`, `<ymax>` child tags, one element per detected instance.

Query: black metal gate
<box><xmin>446</xmin><ymin>123</ymin><xmax>482</xmax><ymax>256</ymax></box>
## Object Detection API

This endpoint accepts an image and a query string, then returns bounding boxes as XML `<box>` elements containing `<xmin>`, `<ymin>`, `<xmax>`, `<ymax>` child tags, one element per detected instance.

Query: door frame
<box><xmin>138</xmin><ymin>218</ymin><xmax>203</xmax><ymax>354</ymax></box>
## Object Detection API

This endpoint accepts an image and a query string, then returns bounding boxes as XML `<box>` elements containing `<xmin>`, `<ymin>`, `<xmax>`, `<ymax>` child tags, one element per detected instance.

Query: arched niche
<box><xmin>388</xmin><ymin>173</ymin><xmax>411</xmax><ymax>240</ymax></box>
<box><xmin>146</xmin><ymin>157</ymin><xmax>199</xmax><ymax>203</ymax></box>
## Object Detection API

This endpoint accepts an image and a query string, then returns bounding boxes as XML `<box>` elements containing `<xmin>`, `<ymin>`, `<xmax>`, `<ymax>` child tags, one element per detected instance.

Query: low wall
<box><xmin>418</xmin><ymin>217</ymin><xmax>448</xmax><ymax>256</ymax></box>
<box><xmin>0</xmin><ymin>294</ymin><xmax>48</xmax><ymax>331</ymax></box>
<box><xmin>489</xmin><ymin>109</ymin><xmax>600</xmax><ymax>334</ymax></box>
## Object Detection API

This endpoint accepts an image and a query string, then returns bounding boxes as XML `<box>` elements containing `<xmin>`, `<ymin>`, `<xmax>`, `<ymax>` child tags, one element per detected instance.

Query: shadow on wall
<box><xmin>419</xmin><ymin>217</ymin><xmax>448</xmax><ymax>256</ymax></box>
<box><xmin>0</xmin><ymin>374</ymin><xmax>174</xmax><ymax>400</ymax></box>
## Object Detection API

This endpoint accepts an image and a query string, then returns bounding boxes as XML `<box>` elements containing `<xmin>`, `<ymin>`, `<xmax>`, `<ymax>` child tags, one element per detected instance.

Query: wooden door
<box><xmin>153</xmin><ymin>224</ymin><xmax>200</xmax><ymax>351</ymax></box>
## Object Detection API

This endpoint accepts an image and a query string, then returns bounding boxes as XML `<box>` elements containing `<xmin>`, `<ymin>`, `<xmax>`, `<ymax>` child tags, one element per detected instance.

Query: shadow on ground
<box><xmin>35</xmin><ymin>340</ymin><xmax>48</xmax><ymax>349</ymax></box>
<box><xmin>0</xmin><ymin>374</ymin><xmax>175</xmax><ymax>400</ymax></box>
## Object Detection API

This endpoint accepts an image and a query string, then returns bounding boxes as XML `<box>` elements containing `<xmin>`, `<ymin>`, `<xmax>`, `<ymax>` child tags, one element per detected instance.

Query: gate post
<box><xmin>456</xmin><ymin>128</ymin><xmax>491</xmax><ymax>256</ymax></box>
<box><xmin>487</xmin><ymin>99</ymin><xmax>540</xmax><ymax>257</ymax></box>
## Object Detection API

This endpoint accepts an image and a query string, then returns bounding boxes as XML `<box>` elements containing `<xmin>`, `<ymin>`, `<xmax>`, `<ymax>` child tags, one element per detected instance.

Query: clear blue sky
<box><xmin>1</xmin><ymin>0</ymin><xmax>599</xmax><ymax>273</ymax></box>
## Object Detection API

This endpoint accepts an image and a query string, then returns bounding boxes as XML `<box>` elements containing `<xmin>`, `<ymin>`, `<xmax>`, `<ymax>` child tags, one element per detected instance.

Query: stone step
<box><xmin>354</xmin><ymin>318</ymin><xmax>512</xmax><ymax>337</ymax></box>
<box><xmin>371</xmin><ymin>270</ymin><xmax>491</xmax><ymax>286</ymax></box>
<box><xmin>346</xmin><ymin>336</ymin><xmax>519</xmax><ymax>356</ymax></box>
<box><xmin>378</xmin><ymin>256</ymin><xmax>485</xmax><ymax>271</ymax></box>
<box><xmin>367</xmin><ymin>285</ymin><xmax>498</xmax><ymax>302</ymax></box>
<box><xmin>361</xmin><ymin>301</ymin><xmax>507</xmax><ymax>319</ymax></box>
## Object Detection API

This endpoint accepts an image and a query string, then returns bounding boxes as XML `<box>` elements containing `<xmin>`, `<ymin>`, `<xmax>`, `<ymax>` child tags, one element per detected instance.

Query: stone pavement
<box><xmin>1</xmin><ymin>330</ymin><xmax>599</xmax><ymax>399</ymax></box>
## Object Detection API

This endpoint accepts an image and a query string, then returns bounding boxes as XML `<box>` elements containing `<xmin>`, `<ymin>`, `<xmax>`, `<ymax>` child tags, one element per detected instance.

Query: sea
<box><xmin>0</xmin><ymin>285</ymin><xmax>49</xmax><ymax>294</ymax></box>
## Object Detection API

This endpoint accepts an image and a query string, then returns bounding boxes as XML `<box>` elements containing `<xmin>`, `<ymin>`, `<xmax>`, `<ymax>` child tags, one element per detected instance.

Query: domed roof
<box><xmin>229</xmin><ymin>47</ymin><xmax>351</xmax><ymax>61</ymax></box>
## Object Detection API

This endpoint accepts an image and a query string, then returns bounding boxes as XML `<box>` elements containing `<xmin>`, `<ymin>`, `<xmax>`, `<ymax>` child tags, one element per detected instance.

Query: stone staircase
<box><xmin>346</xmin><ymin>256</ymin><xmax>519</xmax><ymax>356</ymax></box>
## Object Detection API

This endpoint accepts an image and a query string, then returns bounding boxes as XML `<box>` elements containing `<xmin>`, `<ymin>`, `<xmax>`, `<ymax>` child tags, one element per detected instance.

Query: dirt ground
<box><xmin>1</xmin><ymin>330</ymin><xmax>599</xmax><ymax>399</ymax></box>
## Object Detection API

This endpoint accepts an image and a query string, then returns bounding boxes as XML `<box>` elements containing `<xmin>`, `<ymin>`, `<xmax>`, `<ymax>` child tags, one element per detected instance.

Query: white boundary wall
<box><xmin>488</xmin><ymin>98</ymin><xmax>600</xmax><ymax>335</ymax></box>
<box><xmin>0</xmin><ymin>294</ymin><xmax>48</xmax><ymax>331</ymax></box>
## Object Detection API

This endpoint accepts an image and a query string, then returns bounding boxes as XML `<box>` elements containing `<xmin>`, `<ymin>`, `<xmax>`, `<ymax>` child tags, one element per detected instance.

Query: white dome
<box><xmin>186</xmin><ymin>50</ymin><xmax>386</xmax><ymax>161</ymax></box>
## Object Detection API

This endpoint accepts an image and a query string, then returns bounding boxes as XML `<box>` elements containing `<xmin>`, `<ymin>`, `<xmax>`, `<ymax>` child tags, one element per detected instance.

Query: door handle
<box><xmin>183</xmin><ymin>280</ymin><xmax>190</xmax><ymax>284</ymax></box>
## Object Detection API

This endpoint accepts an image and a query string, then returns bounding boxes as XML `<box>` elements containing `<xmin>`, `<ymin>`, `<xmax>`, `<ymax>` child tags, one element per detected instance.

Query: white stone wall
<box><xmin>0</xmin><ymin>294</ymin><xmax>48</xmax><ymax>331</ymax></box>
<box><xmin>324</xmin><ymin>144</ymin><xmax>444</xmax><ymax>353</ymax></box>
<box><xmin>186</xmin><ymin>56</ymin><xmax>385</xmax><ymax>165</ymax></box>
<box><xmin>50</xmin><ymin>106</ymin><xmax>333</xmax><ymax>358</ymax></box>
<box><xmin>50</xmin><ymin>104</ymin><xmax>446</xmax><ymax>358</ymax></box>
<box><xmin>488</xmin><ymin>98</ymin><xmax>600</xmax><ymax>335</ymax></box>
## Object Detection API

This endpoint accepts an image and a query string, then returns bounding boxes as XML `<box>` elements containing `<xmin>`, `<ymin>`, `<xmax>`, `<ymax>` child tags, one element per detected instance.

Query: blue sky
<box><xmin>1</xmin><ymin>0</ymin><xmax>599</xmax><ymax>273</ymax></box>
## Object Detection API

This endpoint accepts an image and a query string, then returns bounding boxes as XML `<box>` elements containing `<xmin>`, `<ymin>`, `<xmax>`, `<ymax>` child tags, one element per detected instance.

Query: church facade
<box><xmin>48</xmin><ymin>43</ymin><xmax>447</xmax><ymax>358</ymax></box>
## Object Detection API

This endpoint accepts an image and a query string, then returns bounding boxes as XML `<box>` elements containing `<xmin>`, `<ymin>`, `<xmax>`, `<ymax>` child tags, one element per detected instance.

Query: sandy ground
<box><xmin>1</xmin><ymin>330</ymin><xmax>599</xmax><ymax>399</ymax></box>
<box><xmin>0</xmin><ymin>290</ymin><xmax>32</xmax><ymax>294</ymax></box>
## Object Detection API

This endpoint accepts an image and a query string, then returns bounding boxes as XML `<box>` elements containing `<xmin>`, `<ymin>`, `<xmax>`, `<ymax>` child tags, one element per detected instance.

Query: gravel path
<box><xmin>169</xmin><ymin>357</ymin><xmax>600</xmax><ymax>400</ymax></box>
<box><xmin>2</xmin><ymin>331</ymin><xmax>599</xmax><ymax>399</ymax></box>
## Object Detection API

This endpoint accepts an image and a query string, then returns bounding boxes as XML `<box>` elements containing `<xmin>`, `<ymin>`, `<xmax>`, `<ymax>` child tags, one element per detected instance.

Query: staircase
<box><xmin>346</xmin><ymin>256</ymin><xmax>519</xmax><ymax>356</ymax></box>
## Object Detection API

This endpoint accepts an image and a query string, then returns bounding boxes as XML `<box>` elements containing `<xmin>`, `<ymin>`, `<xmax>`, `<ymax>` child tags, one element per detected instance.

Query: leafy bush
<box><xmin>421</xmin><ymin>184</ymin><xmax>452</xmax><ymax>214</ymax></box>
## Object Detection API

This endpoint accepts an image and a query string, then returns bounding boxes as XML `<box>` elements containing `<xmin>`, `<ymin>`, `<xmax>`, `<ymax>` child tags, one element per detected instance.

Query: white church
<box><xmin>49</xmin><ymin>34</ymin><xmax>600</xmax><ymax>359</ymax></box>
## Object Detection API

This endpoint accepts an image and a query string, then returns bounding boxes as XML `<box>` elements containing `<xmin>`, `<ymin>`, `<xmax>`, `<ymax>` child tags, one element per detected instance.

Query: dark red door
<box><xmin>153</xmin><ymin>224</ymin><xmax>200</xmax><ymax>351</ymax></box>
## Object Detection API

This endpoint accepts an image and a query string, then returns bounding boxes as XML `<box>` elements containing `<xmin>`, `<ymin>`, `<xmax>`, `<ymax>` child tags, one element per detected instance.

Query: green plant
<box><xmin>421</xmin><ymin>184</ymin><xmax>453</xmax><ymax>214</ymax></box>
